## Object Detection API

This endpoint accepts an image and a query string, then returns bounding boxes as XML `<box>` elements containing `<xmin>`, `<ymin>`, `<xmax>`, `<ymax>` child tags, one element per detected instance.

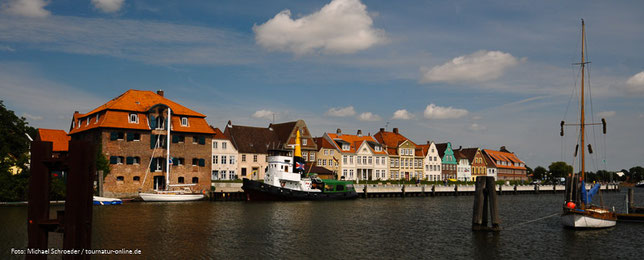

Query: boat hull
<box><xmin>139</xmin><ymin>192</ymin><xmax>204</xmax><ymax>202</ymax></box>
<box><xmin>93</xmin><ymin>196</ymin><xmax>123</xmax><ymax>205</ymax></box>
<box><xmin>242</xmin><ymin>178</ymin><xmax>358</xmax><ymax>201</ymax></box>
<box><xmin>561</xmin><ymin>209</ymin><xmax>616</xmax><ymax>228</ymax></box>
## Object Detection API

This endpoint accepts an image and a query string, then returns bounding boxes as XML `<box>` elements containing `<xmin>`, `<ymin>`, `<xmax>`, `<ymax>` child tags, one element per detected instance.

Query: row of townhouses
<box><xmin>42</xmin><ymin>89</ymin><xmax>527</xmax><ymax>198</ymax></box>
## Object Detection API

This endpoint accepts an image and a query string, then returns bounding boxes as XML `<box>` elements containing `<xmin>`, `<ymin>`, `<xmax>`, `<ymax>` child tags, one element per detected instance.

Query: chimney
<box><xmin>459</xmin><ymin>146</ymin><xmax>462</xmax><ymax>150</ymax></box>
<box><xmin>336</xmin><ymin>128</ymin><xmax>342</xmax><ymax>135</ymax></box>
<box><xmin>500</xmin><ymin>146</ymin><xmax>509</xmax><ymax>153</ymax></box>
<box><xmin>427</xmin><ymin>141</ymin><xmax>430</xmax><ymax>145</ymax></box>
<box><xmin>157</xmin><ymin>90</ymin><xmax>164</xmax><ymax>97</ymax></box>
<box><xmin>357</xmin><ymin>130</ymin><xmax>362</xmax><ymax>136</ymax></box>
<box><xmin>379</xmin><ymin>128</ymin><xmax>385</xmax><ymax>132</ymax></box>
<box><xmin>393</xmin><ymin>128</ymin><xmax>399</xmax><ymax>134</ymax></box>
<box><xmin>227</xmin><ymin>120</ymin><xmax>232</xmax><ymax>128</ymax></box>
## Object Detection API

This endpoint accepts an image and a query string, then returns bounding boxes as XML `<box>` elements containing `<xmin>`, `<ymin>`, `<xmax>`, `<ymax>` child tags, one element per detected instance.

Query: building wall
<box><xmin>423</xmin><ymin>143</ymin><xmax>442</xmax><ymax>181</ymax></box>
<box><xmin>83</xmin><ymin>129</ymin><xmax>211</xmax><ymax>198</ymax></box>
<box><xmin>212</xmin><ymin>139</ymin><xmax>238</xmax><ymax>180</ymax></box>
<box><xmin>470</xmin><ymin>151</ymin><xmax>487</xmax><ymax>181</ymax></box>
<box><xmin>457</xmin><ymin>158</ymin><xmax>472</xmax><ymax>181</ymax></box>
<box><xmin>237</xmin><ymin>153</ymin><xmax>268</xmax><ymax>180</ymax></box>
<box><xmin>441</xmin><ymin>143</ymin><xmax>457</xmax><ymax>180</ymax></box>
<box><xmin>315</xmin><ymin>148</ymin><xmax>339</xmax><ymax>178</ymax></box>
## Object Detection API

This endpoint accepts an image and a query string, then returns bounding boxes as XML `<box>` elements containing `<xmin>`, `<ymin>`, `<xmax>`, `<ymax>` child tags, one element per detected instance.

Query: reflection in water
<box><xmin>1</xmin><ymin>190</ymin><xmax>643</xmax><ymax>259</ymax></box>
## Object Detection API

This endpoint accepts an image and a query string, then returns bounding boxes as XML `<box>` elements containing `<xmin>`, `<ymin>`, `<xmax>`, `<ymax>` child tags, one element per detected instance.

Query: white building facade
<box><xmin>211</xmin><ymin>130</ymin><xmax>238</xmax><ymax>180</ymax></box>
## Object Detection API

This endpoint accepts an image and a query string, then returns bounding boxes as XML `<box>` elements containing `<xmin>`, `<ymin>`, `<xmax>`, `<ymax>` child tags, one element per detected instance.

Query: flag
<box><xmin>296</xmin><ymin>161</ymin><xmax>305</xmax><ymax>171</ymax></box>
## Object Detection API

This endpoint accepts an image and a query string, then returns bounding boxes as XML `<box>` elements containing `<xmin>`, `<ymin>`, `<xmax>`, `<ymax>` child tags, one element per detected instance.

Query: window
<box><xmin>181</xmin><ymin>117</ymin><xmax>189</xmax><ymax>126</ymax></box>
<box><xmin>324</xmin><ymin>150</ymin><xmax>328</xmax><ymax>155</ymax></box>
<box><xmin>127</xmin><ymin>132</ymin><xmax>141</xmax><ymax>142</ymax></box>
<box><xmin>86</xmin><ymin>118</ymin><xmax>90</xmax><ymax>126</ymax></box>
<box><xmin>241</xmin><ymin>168</ymin><xmax>247</xmax><ymax>176</ymax></box>
<box><xmin>222</xmin><ymin>142</ymin><xmax>227</xmax><ymax>149</ymax></box>
<box><xmin>77</xmin><ymin>120</ymin><xmax>81</xmax><ymax>128</ymax></box>
<box><xmin>116</xmin><ymin>176</ymin><xmax>124</xmax><ymax>181</ymax></box>
<box><xmin>110</xmin><ymin>132</ymin><xmax>125</xmax><ymax>141</ymax></box>
<box><xmin>242</xmin><ymin>155</ymin><xmax>246</xmax><ymax>162</ymax></box>
<box><xmin>350</xmin><ymin>156</ymin><xmax>354</xmax><ymax>164</ymax></box>
<box><xmin>318</xmin><ymin>159</ymin><xmax>322</xmax><ymax>165</ymax></box>
<box><xmin>375</xmin><ymin>146</ymin><xmax>381</xmax><ymax>152</ymax></box>
<box><xmin>133</xmin><ymin>176</ymin><xmax>140</xmax><ymax>182</ymax></box>
<box><xmin>343</xmin><ymin>156</ymin><xmax>347</xmax><ymax>164</ymax></box>
<box><xmin>192</xmin><ymin>177</ymin><xmax>198</xmax><ymax>183</ymax></box>
<box><xmin>213</xmin><ymin>155</ymin><xmax>218</xmax><ymax>164</ymax></box>
<box><xmin>221</xmin><ymin>156</ymin><xmax>227</xmax><ymax>164</ymax></box>
<box><xmin>172</xmin><ymin>135</ymin><xmax>185</xmax><ymax>143</ymax></box>
<box><xmin>213</xmin><ymin>141</ymin><xmax>218</xmax><ymax>149</ymax></box>
<box><xmin>192</xmin><ymin>158</ymin><xmax>198</xmax><ymax>166</ymax></box>
<box><xmin>303</xmin><ymin>139</ymin><xmax>307</xmax><ymax>145</ymax></box>
<box><xmin>110</xmin><ymin>156</ymin><xmax>124</xmax><ymax>164</ymax></box>
<box><xmin>343</xmin><ymin>169</ymin><xmax>347</xmax><ymax>177</ymax></box>
<box><xmin>199</xmin><ymin>159</ymin><xmax>205</xmax><ymax>167</ymax></box>
<box><xmin>229</xmin><ymin>170</ymin><xmax>236</xmax><ymax>179</ymax></box>
<box><xmin>178</xmin><ymin>177</ymin><xmax>184</xmax><ymax>184</ymax></box>
<box><xmin>95</xmin><ymin>114</ymin><xmax>100</xmax><ymax>123</ymax></box>
<box><xmin>330</xmin><ymin>150</ymin><xmax>334</xmax><ymax>155</ymax></box>
<box><xmin>302</xmin><ymin>152</ymin><xmax>308</xmax><ymax>160</ymax></box>
<box><xmin>172</xmin><ymin>157</ymin><xmax>184</xmax><ymax>166</ymax></box>
<box><xmin>129</xmin><ymin>113</ymin><xmax>138</xmax><ymax>123</ymax></box>
<box><xmin>230</xmin><ymin>156</ymin><xmax>235</xmax><ymax>164</ymax></box>
<box><xmin>253</xmin><ymin>155</ymin><xmax>258</xmax><ymax>162</ymax></box>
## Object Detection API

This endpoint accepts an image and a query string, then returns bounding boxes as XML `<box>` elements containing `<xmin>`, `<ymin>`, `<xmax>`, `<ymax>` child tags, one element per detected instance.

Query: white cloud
<box><xmin>392</xmin><ymin>109</ymin><xmax>413</xmax><ymax>120</ymax></box>
<box><xmin>423</xmin><ymin>104</ymin><xmax>468</xmax><ymax>119</ymax></box>
<box><xmin>357</xmin><ymin>112</ymin><xmax>381</xmax><ymax>121</ymax></box>
<box><xmin>253</xmin><ymin>0</ymin><xmax>385</xmax><ymax>55</ymax></box>
<box><xmin>626</xmin><ymin>71</ymin><xmax>644</xmax><ymax>93</ymax></box>
<box><xmin>252</xmin><ymin>109</ymin><xmax>275</xmax><ymax>120</ymax></box>
<box><xmin>91</xmin><ymin>0</ymin><xmax>125</xmax><ymax>13</ymax></box>
<box><xmin>0</xmin><ymin>0</ymin><xmax>50</xmax><ymax>18</ymax></box>
<box><xmin>420</xmin><ymin>50</ymin><xmax>522</xmax><ymax>84</ymax></box>
<box><xmin>469</xmin><ymin>123</ymin><xmax>487</xmax><ymax>131</ymax></box>
<box><xmin>22</xmin><ymin>112</ymin><xmax>43</xmax><ymax>121</ymax></box>
<box><xmin>325</xmin><ymin>106</ymin><xmax>356</xmax><ymax>117</ymax></box>
<box><xmin>597</xmin><ymin>111</ymin><xmax>616</xmax><ymax>118</ymax></box>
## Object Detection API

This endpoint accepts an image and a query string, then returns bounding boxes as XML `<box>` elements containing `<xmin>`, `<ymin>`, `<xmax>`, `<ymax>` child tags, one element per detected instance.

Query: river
<box><xmin>1</xmin><ymin>189</ymin><xmax>643</xmax><ymax>259</ymax></box>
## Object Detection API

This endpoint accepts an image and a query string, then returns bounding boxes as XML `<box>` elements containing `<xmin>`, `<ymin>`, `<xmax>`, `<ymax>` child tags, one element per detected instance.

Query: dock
<box><xmin>208</xmin><ymin>182</ymin><xmax>620</xmax><ymax>201</ymax></box>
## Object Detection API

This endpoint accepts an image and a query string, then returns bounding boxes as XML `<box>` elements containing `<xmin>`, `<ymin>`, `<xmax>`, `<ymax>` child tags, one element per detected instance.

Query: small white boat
<box><xmin>561</xmin><ymin>207</ymin><xmax>617</xmax><ymax>228</ymax></box>
<box><xmin>139</xmin><ymin>191</ymin><xmax>204</xmax><ymax>202</ymax></box>
<box><xmin>93</xmin><ymin>196</ymin><xmax>122</xmax><ymax>205</ymax></box>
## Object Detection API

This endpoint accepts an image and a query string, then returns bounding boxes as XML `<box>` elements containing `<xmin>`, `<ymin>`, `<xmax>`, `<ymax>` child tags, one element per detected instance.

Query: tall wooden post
<box><xmin>487</xmin><ymin>177</ymin><xmax>500</xmax><ymax>231</ymax></box>
<box><xmin>472</xmin><ymin>177</ymin><xmax>486</xmax><ymax>230</ymax></box>
<box><xmin>27</xmin><ymin>141</ymin><xmax>53</xmax><ymax>260</ymax></box>
<box><xmin>63</xmin><ymin>141</ymin><xmax>95</xmax><ymax>259</ymax></box>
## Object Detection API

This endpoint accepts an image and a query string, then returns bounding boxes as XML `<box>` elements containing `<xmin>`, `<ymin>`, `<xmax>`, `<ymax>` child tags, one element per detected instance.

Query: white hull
<box><xmin>561</xmin><ymin>213</ymin><xmax>616</xmax><ymax>228</ymax></box>
<box><xmin>139</xmin><ymin>192</ymin><xmax>204</xmax><ymax>202</ymax></box>
<box><xmin>93</xmin><ymin>196</ymin><xmax>122</xmax><ymax>205</ymax></box>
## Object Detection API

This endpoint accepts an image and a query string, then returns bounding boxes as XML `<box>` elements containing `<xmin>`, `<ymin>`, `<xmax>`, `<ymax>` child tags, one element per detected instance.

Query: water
<box><xmin>2</xmin><ymin>190</ymin><xmax>643</xmax><ymax>259</ymax></box>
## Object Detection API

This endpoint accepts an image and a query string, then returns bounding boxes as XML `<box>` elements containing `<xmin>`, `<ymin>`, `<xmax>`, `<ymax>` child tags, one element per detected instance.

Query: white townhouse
<box><xmin>418</xmin><ymin>141</ymin><xmax>442</xmax><ymax>181</ymax></box>
<box><xmin>211</xmin><ymin>127</ymin><xmax>238</xmax><ymax>180</ymax></box>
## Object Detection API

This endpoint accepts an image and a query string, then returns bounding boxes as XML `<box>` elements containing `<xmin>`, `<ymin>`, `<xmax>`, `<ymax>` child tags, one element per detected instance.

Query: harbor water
<box><xmin>1</xmin><ymin>189</ymin><xmax>643</xmax><ymax>259</ymax></box>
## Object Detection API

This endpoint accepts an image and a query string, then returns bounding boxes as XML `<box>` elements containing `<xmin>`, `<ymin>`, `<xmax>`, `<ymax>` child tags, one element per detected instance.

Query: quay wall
<box><xmin>208</xmin><ymin>182</ymin><xmax>620</xmax><ymax>201</ymax></box>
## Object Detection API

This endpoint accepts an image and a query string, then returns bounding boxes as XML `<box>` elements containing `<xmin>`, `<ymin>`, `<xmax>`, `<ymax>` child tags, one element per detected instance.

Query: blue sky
<box><xmin>1</xmin><ymin>0</ymin><xmax>643</xmax><ymax>171</ymax></box>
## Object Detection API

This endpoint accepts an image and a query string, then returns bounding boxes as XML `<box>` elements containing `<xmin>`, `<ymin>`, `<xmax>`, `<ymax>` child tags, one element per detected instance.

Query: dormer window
<box><xmin>77</xmin><ymin>120</ymin><xmax>81</xmax><ymax>128</ymax></box>
<box><xmin>302</xmin><ymin>139</ymin><xmax>307</xmax><ymax>145</ymax></box>
<box><xmin>86</xmin><ymin>118</ymin><xmax>90</xmax><ymax>126</ymax></box>
<box><xmin>342</xmin><ymin>144</ymin><xmax>350</xmax><ymax>151</ymax></box>
<box><xmin>95</xmin><ymin>114</ymin><xmax>100</xmax><ymax>123</ymax></box>
<box><xmin>181</xmin><ymin>117</ymin><xmax>188</xmax><ymax>126</ymax></box>
<box><xmin>375</xmin><ymin>146</ymin><xmax>381</xmax><ymax>152</ymax></box>
<box><xmin>129</xmin><ymin>113</ymin><xmax>138</xmax><ymax>124</ymax></box>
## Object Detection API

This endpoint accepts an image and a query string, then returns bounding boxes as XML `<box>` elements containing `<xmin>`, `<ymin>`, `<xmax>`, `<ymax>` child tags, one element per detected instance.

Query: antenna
<box><xmin>385</xmin><ymin>121</ymin><xmax>390</xmax><ymax>130</ymax></box>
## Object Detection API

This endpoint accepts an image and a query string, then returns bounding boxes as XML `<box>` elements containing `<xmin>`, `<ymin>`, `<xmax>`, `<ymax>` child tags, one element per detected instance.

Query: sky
<box><xmin>1</xmin><ymin>0</ymin><xmax>643</xmax><ymax>171</ymax></box>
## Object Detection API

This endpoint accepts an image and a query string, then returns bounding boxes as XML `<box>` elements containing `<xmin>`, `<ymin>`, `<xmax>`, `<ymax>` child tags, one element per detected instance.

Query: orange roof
<box><xmin>37</xmin><ymin>129</ymin><xmax>70</xmax><ymax>152</ymax></box>
<box><xmin>326</xmin><ymin>133</ymin><xmax>386</xmax><ymax>155</ymax></box>
<box><xmin>416</xmin><ymin>144</ymin><xmax>429</xmax><ymax>157</ymax></box>
<box><xmin>69</xmin><ymin>90</ymin><xmax>215</xmax><ymax>135</ymax></box>
<box><xmin>82</xmin><ymin>89</ymin><xmax>205</xmax><ymax>117</ymax></box>
<box><xmin>211</xmin><ymin>127</ymin><xmax>229</xmax><ymax>140</ymax></box>
<box><xmin>483</xmin><ymin>149</ymin><xmax>526</xmax><ymax>170</ymax></box>
<box><xmin>373</xmin><ymin>130</ymin><xmax>416</xmax><ymax>156</ymax></box>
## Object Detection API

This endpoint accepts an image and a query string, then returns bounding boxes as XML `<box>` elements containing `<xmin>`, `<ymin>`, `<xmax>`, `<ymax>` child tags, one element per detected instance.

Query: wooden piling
<box><xmin>628</xmin><ymin>188</ymin><xmax>634</xmax><ymax>213</ymax></box>
<box><xmin>487</xmin><ymin>177</ymin><xmax>500</xmax><ymax>231</ymax></box>
<box><xmin>27</xmin><ymin>141</ymin><xmax>53</xmax><ymax>259</ymax></box>
<box><xmin>472</xmin><ymin>177</ymin><xmax>486</xmax><ymax>230</ymax></box>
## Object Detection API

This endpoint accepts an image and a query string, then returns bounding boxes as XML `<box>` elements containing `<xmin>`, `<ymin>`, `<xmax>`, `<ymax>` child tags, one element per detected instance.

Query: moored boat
<box><xmin>139</xmin><ymin>191</ymin><xmax>204</xmax><ymax>202</ymax></box>
<box><xmin>93</xmin><ymin>196</ymin><xmax>123</xmax><ymax>205</ymax></box>
<box><xmin>560</xmin><ymin>19</ymin><xmax>616</xmax><ymax>228</ymax></box>
<box><xmin>242</xmin><ymin>129</ymin><xmax>357</xmax><ymax>201</ymax></box>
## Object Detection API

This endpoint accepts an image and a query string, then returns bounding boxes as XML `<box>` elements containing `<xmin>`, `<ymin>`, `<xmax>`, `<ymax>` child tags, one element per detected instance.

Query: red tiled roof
<box><xmin>37</xmin><ymin>129</ymin><xmax>70</xmax><ymax>152</ymax></box>
<box><xmin>211</xmin><ymin>126</ymin><xmax>228</xmax><ymax>140</ymax></box>
<box><xmin>483</xmin><ymin>149</ymin><xmax>526</xmax><ymax>170</ymax></box>
<box><xmin>314</xmin><ymin>137</ymin><xmax>336</xmax><ymax>150</ymax></box>
<box><xmin>69</xmin><ymin>90</ymin><xmax>214</xmax><ymax>135</ymax></box>
<box><xmin>326</xmin><ymin>133</ymin><xmax>386</xmax><ymax>155</ymax></box>
<box><xmin>373</xmin><ymin>130</ymin><xmax>416</xmax><ymax>156</ymax></box>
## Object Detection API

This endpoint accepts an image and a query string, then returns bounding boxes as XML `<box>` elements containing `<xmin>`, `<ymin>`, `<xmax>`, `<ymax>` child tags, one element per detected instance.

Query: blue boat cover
<box><xmin>580</xmin><ymin>181</ymin><xmax>601</xmax><ymax>204</ymax></box>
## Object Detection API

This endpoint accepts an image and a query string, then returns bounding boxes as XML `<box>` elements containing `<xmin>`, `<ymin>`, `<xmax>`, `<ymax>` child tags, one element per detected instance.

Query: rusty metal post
<box><xmin>27</xmin><ymin>141</ymin><xmax>53</xmax><ymax>260</ymax></box>
<box><xmin>63</xmin><ymin>141</ymin><xmax>95</xmax><ymax>259</ymax></box>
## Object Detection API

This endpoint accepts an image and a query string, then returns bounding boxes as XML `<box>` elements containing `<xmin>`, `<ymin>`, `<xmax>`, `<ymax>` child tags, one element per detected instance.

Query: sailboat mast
<box><xmin>166</xmin><ymin>107</ymin><xmax>171</xmax><ymax>190</ymax></box>
<box><xmin>580</xmin><ymin>19</ymin><xmax>586</xmax><ymax>182</ymax></box>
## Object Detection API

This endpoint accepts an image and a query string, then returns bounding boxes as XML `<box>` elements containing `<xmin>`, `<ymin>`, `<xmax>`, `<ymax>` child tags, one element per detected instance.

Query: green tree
<box><xmin>548</xmin><ymin>161</ymin><xmax>573</xmax><ymax>183</ymax></box>
<box><xmin>629</xmin><ymin>166</ymin><xmax>644</xmax><ymax>183</ymax></box>
<box><xmin>0</xmin><ymin>100</ymin><xmax>37</xmax><ymax>201</ymax></box>
<box><xmin>534</xmin><ymin>166</ymin><xmax>547</xmax><ymax>180</ymax></box>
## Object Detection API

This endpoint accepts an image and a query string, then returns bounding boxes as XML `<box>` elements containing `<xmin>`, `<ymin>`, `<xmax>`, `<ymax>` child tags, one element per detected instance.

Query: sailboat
<box><xmin>139</xmin><ymin>108</ymin><xmax>205</xmax><ymax>202</ymax></box>
<box><xmin>560</xmin><ymin>20</ymin><xmax>616</xmax><ymax>228</ymax></box>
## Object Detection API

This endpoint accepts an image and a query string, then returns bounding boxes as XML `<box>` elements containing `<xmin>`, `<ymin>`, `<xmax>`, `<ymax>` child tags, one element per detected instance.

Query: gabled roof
<box><xmin>270</xmin><ymin>121</ymin><xmax>297</xmax><ymax>144</ymax></box>
<box><xmin>211</xmin><ymin>126</ymin><xmax>229</xmax><ymax>141</ymax></box>
<box><xmin>483</xmin><ymin>149</ymin><xmax>526</xmax><ymax>170</ymax></box>
<box><xmin>224</xmin><ymin>124</ymin><xmax>280</xmax><ymax>154</ymax></box>
<box><xmin>435</xmin><ymin>143</ymin><xmax>450</xmax><ymax>158</ymax></box>
<box><xmin>37</xmin><ymin>129</ymin><xmax>70</xmax><ymax>152</ymax></box>
<box><xmin>82</xmin><ymin>89</ymin><xmax>205</xmax><ymax>117</ymax></box>
<box><xmin>314</xmin><ymin>137</ymin><xmax>336</xmax><ymax>150</ymax></box>
<box><xmin>415</xmin><ymin>143</ymin><xmax>429</xmax><ymax>157</ymax></box>
<box><xmin>326</xmin><ymin>133</ymin><xmax>385</xmax><ymax>155</ymax></box>
<box><xmin>458</xmin><ymin>148</ymin><xmax>479</xmax><ymax>162</ymax></box>
<box><xmin>373</xmin><ymin>129</ymin><xmax>416</xmax><ymax>156</ymax></box>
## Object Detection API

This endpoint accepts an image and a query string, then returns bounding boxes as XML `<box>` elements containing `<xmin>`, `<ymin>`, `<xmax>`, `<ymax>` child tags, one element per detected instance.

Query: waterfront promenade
<box><xmin>209</xmin><ymin>182</ymin><xmax>620</xmax><ymax>200</ymax></box>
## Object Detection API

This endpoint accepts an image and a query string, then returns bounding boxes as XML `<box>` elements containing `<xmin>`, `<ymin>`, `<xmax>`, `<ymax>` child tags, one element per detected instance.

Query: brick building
<box><xmin>374</xmin><ymin>128</ymin><xmax>423</xmax><ymax>180</ymax></box>
<box><xmin>482</xmin><ymin>147</ymin><xmax>527</xmax><ymax>181</ymax></box>
<box><xmin>69</xmin><ymin>89</ymin><xmax>215</xmax><ymax>198</ymax></box>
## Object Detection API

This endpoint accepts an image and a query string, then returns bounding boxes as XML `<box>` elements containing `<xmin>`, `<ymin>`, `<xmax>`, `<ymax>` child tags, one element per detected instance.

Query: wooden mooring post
<box><xmin>27</xmin><ymin>140</ymin><xmax>95</xmax><ymax>260</ymax></box>
<box><xmin>472</xmin><ymin>176</ymin><xmax>500</xmax><ymax>231</ymax></box>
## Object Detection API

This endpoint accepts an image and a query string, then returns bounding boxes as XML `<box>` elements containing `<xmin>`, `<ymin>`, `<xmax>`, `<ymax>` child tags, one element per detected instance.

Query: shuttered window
<box><xmin>198</xmin><ymin>158</ymin><xmax>205</xmax><ymax>167</ymax></box>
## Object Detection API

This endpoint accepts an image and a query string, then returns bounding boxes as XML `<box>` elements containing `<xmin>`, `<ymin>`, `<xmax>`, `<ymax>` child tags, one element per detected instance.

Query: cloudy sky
<box><xmin>1</xmin><ymin>0</ymin><xmax>643</xmax><ymax>170</ymax></box>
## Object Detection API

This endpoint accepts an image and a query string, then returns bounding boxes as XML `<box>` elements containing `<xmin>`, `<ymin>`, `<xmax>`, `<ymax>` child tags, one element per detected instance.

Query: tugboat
<box><xmin>242</xmin><ymin>130</ymin><xmax>357</xmax><ymax>201</ymax></box>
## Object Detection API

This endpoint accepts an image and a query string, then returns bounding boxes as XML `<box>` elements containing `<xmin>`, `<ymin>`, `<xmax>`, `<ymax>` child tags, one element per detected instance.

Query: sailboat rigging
<box><xmin>560</xmin><ymin>19</ymin><xmax>616</xmax><ymax>228</ymax></box>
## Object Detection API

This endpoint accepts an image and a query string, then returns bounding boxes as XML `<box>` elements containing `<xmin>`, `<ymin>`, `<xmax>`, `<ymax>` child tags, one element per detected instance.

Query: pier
<box><xmin>208</xmin><ymin>182</ymin><xmax>620</xmax><ymax>201</ymax></box>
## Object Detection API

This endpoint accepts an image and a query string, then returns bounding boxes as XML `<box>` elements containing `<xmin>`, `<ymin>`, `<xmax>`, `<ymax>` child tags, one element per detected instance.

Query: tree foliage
<box><xmin>533</xmin><ymin>166</ymin><xmax>547</xmax><ymax>180</ymax></box>
<box><xmin>548</xmin><ymin>161</ymin><xmax>573</xmax><ymax>182</ymax></box>
<box><xmin>0</xmin><ymin>100</ymin><xmax>37</xmax><ymax>201</ymax></box>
